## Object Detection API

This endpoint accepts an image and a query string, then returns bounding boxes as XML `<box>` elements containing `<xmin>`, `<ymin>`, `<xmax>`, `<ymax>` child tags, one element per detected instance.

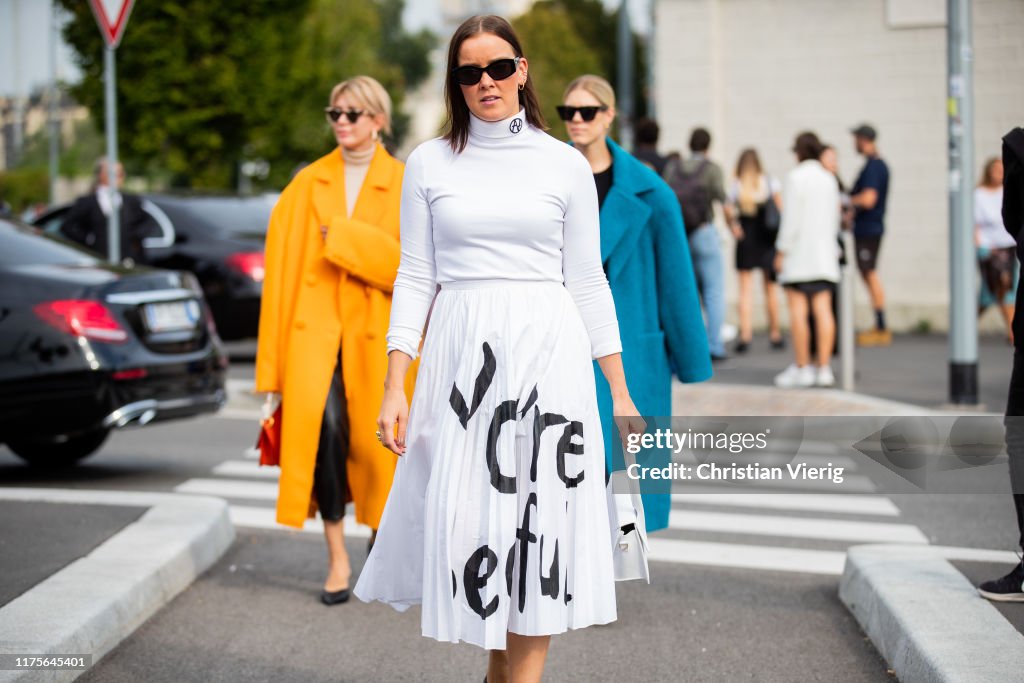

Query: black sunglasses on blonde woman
<box><xmin>556</xmin><ymin>105</ymin><xmax>608</xmax><ymax>122</ymax></box>
<box><xmin>451</xmin><ymin>57</ymin><xmax>521</xmax><ymax>86</ymax></box>
<box><xmin>324</xmin><ymin>108</ymin><xmax>366</xmax><ymax>124</ymax></box>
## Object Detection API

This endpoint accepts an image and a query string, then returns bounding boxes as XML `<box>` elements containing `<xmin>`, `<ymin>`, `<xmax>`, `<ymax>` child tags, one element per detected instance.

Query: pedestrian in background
<box><xmin>663</xmin><ymin>127</ymin><xmax>729</xmax><ymax>361</ymax></box>
<box><xmin>814</xmin><ymin>144</ymin><xmax>850</xmax><ymax>355</ymax></box>
<box><xmin>724</xmin><ymin>148</ymin><xmax>784</xmax><ymax>354</ymax></box>
<box><xmin>774</xmin><ymin>132</ymin><xmax>840</xmax><ymax>388</ymax></box>
<box><xmin>59</xmin><ymin>159</ymin><xmax>149</xmax><ymax>265</ymax></box>
<box><xmin>979</xmin><ymin>126</ymin><xmax>1024</xmax><ymax>601</ymax></box>
<box><xmin>974</xmin><ymin>157</ymin><xmax>1015</xmax><ymax>344</ymax></box>
<box><xmin>849</xmin><ymin>124</ymin><xmax>892</xmax><ymax>346</ymax></box>
<box><xmin>559</xmin><ymin>74</ymin><xmax>711</xmax><ymax>533</ymax></box>
<box><xmin>632</xmin><ymin>117</ymin><xmax>668</xmax><ymax>175</ymax></box>
<box><xmin>255</xmin><ymin>75</ymin><xmax>414</xmax><ymax>606</ymax></box>
<box><xmin>355</xmin><ymin>16</ymin><xmax>646</xmax><ymax>682</ymax></box>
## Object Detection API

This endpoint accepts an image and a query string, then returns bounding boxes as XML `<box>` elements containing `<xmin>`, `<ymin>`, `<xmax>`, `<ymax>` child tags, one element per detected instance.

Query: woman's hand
<box><xmin>730</xmin><ymin>221</ymin><xmax>745</xmax><ymax>241</ymax></box>
<box><xmin>377</xmin><ymin>387</ymin><xmax>409</xmax><ymax>456</ymax></box>
<box><xmin>612</xmin><ymin>394</ymin><xmax>647</xmax><ymax>449</ymax></box>
<box><xmin>595</xmin><ymin>353</ymin><xmax>646</xmax><ymax>448</ymax></box>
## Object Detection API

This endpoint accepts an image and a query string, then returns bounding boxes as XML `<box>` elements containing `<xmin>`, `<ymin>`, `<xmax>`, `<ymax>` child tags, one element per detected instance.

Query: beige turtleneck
<box><xmin>341</xmin><ymin>145</ymin><xmax>375</xmax><ymax>217</ymax></box>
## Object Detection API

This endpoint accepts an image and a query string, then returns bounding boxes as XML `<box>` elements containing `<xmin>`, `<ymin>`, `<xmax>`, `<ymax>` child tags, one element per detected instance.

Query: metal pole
<box><xmin>645</xmin><ymin>1</ymin><xmax>656</xmax><ymax>120</ymax></box>
<box><xmin>948</xmin><ymin>0</ymin><xmax>977</xmax><ymax>404</ymax></box>
<box><xmin>48</xmin><ymin>0</ymin><xmax>60</xmax><ymax>205</ymax></box>
<box><xmin>839</xmin><ymin>231</ymin><xmax>856</xmax><ymax>391</ymax></box>
<box><xmin>104</xmin><ymin>45</ymin><xmax>120</xmax><ymax>264</ymax></box>
<box><xmin>11</xmin><ymin>0</ymin><xmax>24</xmax><ymax>166</ymax></box>
<box><xmin>616</xmin><ymin>0</ymin><xmax>634</xmax><ymax>150</ymax></box>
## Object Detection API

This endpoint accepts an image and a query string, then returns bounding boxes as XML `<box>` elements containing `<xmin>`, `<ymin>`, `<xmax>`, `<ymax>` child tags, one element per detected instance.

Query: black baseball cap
<box><xmin>850</xmin><ymin>124</ymin><xmax>877</xmax><ymax>141</ymax></box>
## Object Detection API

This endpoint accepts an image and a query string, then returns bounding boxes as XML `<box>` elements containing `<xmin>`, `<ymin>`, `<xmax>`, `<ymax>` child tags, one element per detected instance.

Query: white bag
<box><xmin>606</xmin><ymin>455</ymin><xmax>650</xmax><ymax>583</ymax></box>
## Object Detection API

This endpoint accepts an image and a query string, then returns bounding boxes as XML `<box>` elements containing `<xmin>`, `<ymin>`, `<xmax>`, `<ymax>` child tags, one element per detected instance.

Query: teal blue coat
<box><xmin>592</xmin><ymin>138</ymin><xmax>712</xmax><ymax>532</ymax></box>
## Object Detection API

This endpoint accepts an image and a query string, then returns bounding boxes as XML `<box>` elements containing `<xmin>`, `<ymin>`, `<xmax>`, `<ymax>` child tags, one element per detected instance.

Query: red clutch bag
<box><xmin>257</xmin><ymin>406</ymin><xmax>282</xmax><ymax>467</ymax></box>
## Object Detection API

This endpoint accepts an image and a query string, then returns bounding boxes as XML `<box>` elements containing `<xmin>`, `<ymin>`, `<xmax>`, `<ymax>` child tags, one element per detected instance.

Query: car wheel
<box><xmin>6</xmin><ymin>429</ymin><xmax>111</xmax><ymax>467</ymax></box>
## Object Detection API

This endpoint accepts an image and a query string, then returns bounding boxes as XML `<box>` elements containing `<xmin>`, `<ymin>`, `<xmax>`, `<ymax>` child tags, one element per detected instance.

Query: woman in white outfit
<box><xmin>773</xmin><ymin>132</ymin><xmax>841</xmax><ymax>389</ymax></box>
<box><xmin>354</xmin><ymin>15</ymin><xmax>646</xmax><ymax>683</ymax></box>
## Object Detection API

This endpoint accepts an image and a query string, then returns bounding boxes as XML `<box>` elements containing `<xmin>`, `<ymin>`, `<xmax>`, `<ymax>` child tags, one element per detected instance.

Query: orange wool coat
<box><xmin>255</xmin><ymin>145</ymin><xmax>416</xmax><ymax>529</ymax></box>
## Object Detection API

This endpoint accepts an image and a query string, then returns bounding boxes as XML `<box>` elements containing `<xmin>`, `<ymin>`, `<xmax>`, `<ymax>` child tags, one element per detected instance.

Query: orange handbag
<box><xmin>257</xmin><ymin>405</ymin><xmax>282</xmax><ymax>467</ymax></box>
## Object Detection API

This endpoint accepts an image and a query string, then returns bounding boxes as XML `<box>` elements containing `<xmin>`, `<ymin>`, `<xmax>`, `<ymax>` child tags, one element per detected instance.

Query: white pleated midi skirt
<box><xmin>354</xmin><ymin>280</ymin><xmax>617</xmax><ymax>650</ymax></box>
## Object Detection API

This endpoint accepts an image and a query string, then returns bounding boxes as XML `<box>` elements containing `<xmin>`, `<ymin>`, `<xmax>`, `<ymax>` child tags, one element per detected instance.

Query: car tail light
<box><xmin>33</xmin><ymin>300</ymin><xmax>129</xmax><ymax>343</ymax></box>
<box><xmin>113</xmin><ymin>368</ymin><xmax>148</xmax><ymax>380</ymax></box>
<box><xmin>225</xmin><ymin>252</ymin><xmax>265</xmax><ymax>282</ymax></box>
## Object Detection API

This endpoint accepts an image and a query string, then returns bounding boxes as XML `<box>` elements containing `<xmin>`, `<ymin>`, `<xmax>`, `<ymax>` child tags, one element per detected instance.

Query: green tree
<box><xmin>525</xmin><ymin>0</ymin><xmax>648</xmax><ymax>123</ymax></box>
<box><xmin>17</xmin><ymin>118</ymin><xmax>103</xmax><ymax>179</ymax></box>
<box><xmin>57</xmin><ymin>0</ymin><xmax>434</xmax><ymax>190</ymax></box>
<box><xmin>512</xmin><ymin>5</ymin><xmax>602</xmax><ymax>140</ymax></box>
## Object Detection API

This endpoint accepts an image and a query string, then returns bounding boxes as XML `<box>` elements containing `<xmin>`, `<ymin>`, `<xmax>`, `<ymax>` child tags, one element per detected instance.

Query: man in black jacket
<box><xmin>979</xmin><ymin>126</ymin><xmax>1024</xmax><ymax>601</ymax></box>
<box><xmin>60</xmin><ymin>159</ymin><xmax>149</xmax><ymax>265</ymax></box>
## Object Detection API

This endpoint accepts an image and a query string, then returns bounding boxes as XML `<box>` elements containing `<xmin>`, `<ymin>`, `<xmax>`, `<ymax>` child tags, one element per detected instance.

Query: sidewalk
<box><xmin>0</xmin><ymin>490</ymin><xmax>233</xmax><ymax>683</ymax></box>
<box><xmin>709</xmin><ymin>332</ymin><xmax>1012</xmax><ymax>412</ymax></box>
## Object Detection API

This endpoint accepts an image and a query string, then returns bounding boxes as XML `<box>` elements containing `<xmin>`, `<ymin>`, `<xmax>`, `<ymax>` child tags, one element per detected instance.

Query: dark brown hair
<box><xmin>793</xmin><ymin>131</ymin><xmax>824</xmax><ymax>162</ymax></box>
<box><xmin>689</xmin><ymin>128</ymin><xmax>711</xmax><ymax>153</ymax></box>
<box><xmin>442</xmin><ymin>15</ymin><xmax>547</xmax><ymax>154</ymax></box>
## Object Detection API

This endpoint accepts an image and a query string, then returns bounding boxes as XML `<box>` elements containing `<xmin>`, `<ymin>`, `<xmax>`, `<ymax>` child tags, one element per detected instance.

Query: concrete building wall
<box><xmin>654</xmin><ymin>0</ymin><xmax>1024</xmax><ymax>332</ymax></box>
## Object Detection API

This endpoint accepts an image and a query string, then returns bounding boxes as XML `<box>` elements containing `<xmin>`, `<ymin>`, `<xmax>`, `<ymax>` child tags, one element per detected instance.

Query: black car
<box><xmin>34</xmin><ymin>194</ymin><xmax>276</xmax><ymax>340</ymax></box>
<box><xmin>0</xmin><ymin>218</ymin><xmax>227</xmax><ymax>466</ymax></box>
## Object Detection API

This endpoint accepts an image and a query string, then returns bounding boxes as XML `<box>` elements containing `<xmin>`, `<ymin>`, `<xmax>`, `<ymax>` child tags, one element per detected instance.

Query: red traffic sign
<box><xmin>88</xmin><ymin>0</ymin><xmax>136</xmax><ymax>48</ymax></box>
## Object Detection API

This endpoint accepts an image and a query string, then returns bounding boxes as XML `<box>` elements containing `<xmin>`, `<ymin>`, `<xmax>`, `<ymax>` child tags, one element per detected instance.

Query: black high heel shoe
<box><xmin>320</xmin><ymin>587</ymin><xmax>350</xmax><ymax>605</ymax></box>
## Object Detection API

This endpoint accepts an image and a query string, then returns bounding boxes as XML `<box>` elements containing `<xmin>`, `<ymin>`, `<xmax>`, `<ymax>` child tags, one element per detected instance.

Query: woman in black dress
<box><xmin>725</xmin><ymin>148</ymin><xmax>784</xmax><ymax>353</ymax></box>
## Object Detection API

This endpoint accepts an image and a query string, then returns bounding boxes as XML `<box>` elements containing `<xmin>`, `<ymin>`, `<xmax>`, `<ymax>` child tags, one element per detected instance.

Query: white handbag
<box><xmin>606</xmin><ymin>454</ymin><xmax>651</xmax><ymax>583</ymax></box>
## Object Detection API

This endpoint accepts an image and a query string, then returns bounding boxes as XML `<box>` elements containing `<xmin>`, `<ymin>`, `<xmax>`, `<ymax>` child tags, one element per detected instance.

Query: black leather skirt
<box><xmin>313</xmin><ymin>355</ymin><xmax>350</xmax><ymax>522</ymax></box>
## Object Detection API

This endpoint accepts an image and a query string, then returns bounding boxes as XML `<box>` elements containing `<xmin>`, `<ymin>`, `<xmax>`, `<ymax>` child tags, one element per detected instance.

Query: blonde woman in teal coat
<box><xmin>560</xmin><ymin>75</ymin><xmax>712</xmax><ymax>532</ymax></box>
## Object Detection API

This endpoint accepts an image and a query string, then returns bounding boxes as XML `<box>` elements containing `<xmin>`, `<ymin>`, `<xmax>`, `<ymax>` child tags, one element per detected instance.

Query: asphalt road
<box><xmin>1</xmin><ymin>355</ymin><xmax>1020</xmax><ymax>682</ymax></box>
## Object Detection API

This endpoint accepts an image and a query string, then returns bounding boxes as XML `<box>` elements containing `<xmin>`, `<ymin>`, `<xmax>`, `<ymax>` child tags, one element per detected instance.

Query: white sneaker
<box><xmin>774</xmin><ymin>364</ymin><xmax>816</xmax><ymax>388</ymax></box>
<box><xmin>816</xmin><ymin>365</ymin><xmax>835</xmax><ymax>387</ymax></box>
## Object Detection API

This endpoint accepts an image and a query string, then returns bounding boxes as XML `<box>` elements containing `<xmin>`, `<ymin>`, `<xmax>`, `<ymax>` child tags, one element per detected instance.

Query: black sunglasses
<box><xmin>324</xmin><ymin>108</ymin><xmax>367</xmax><ymax>124</ymax></box>
<box><xmin>451</xmin><ymin>57</ymin><xmax>521</xmax><ymax>86</ymax></box>
<box><xmin>556</xmin><ymin>105</ymin><xmax>608</xmax><ymax>122</ymax></box>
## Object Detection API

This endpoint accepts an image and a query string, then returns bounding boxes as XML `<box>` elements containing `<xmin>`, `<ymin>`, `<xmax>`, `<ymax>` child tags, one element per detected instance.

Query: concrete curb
<box><xmin>0</xmin><ymin>489</ymin><xmax>235</xmax><ymax>683</ymax></box>
<box><xmin>839</xmin><ymin>544</ymin><xmax>1024</xmax><ymax>683</ymax></box>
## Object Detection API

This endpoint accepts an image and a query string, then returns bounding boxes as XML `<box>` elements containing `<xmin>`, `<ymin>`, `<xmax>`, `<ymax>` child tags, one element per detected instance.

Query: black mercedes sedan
<box><xmin>34</xmin><ymin>194</ymin><xmax>275</xmax><ymax>340</ymax></box>
<box><xmin>0</xmin><ymin>218</ymin><xmax>227</xmax><ymax>466</ymax></box>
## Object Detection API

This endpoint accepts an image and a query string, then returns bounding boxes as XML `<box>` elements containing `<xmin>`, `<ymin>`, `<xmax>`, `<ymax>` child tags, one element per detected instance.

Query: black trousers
<box><xmin>1006</xmin><ymin>350</ymin><xmax>1024</xmax><ymax>550</ymax></box>
<box><xmin>313</xmin><ymin>356</ymin><xmax>350</xmax><ymax>522</ymax></box>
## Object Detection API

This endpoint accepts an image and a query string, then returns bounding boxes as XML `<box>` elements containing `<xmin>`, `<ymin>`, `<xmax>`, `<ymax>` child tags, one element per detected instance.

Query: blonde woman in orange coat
<box><xmin>255</xmin><ymin>76</ymin><xmax>415</xmax><ymax>606</ymax></box>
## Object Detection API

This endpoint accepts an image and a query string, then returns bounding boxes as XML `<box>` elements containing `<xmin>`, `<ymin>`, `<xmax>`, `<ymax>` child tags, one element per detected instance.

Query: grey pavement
<box><xmin>0</xmin><ymin>501</ymin><xmax>142</xmax><ymax>607</ymax></box>
<box><xmin>2</xmin><ymin>330</ymin><xmax>1021</xmax><ymax>682</ymax></box>
<box><xmin>82</xmin><ymin>529</ymin><xmax>891</xmax><ymax>683</ymax></box>
<box><xmin>0</xmin><ymin>490</ymin><xmax>234</xmax><ymax>683</ymax></box>
<box><xmin>711</xmin><ymin>333</ymin><xmax>1012</xmax><ymax>412</ymax></box>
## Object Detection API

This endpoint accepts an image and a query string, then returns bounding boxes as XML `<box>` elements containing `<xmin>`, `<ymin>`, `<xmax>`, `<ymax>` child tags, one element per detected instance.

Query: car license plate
<box><xmin>143</xmin><ymin>300</ymin><xmax>200</xmax><ymax>332</ymax></box>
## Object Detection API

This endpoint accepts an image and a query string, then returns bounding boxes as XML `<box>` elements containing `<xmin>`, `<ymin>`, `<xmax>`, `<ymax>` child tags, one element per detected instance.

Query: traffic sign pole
<box><xmin>88</xmin><ymin>0</ymin><xmax>135</xmax><ymax>264</ymax></box>
<box><xmin>103</xmin><ymin>44</ymin><xmax>120</xmax><ymax>264</ymax></box>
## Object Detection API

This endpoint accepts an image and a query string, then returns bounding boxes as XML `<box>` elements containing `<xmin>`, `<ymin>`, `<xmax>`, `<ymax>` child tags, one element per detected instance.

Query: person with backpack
<box><xmin>663</xmin><ymin>127</ymin><xmax>729</xmax><ymax>361</ymax></box>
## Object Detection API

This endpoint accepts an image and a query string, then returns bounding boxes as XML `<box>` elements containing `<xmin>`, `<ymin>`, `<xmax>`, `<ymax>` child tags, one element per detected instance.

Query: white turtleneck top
<box><xmin>386</xmin><ymin>110</ymin><xmax>622</xmax><ymax>360</ymax></box>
